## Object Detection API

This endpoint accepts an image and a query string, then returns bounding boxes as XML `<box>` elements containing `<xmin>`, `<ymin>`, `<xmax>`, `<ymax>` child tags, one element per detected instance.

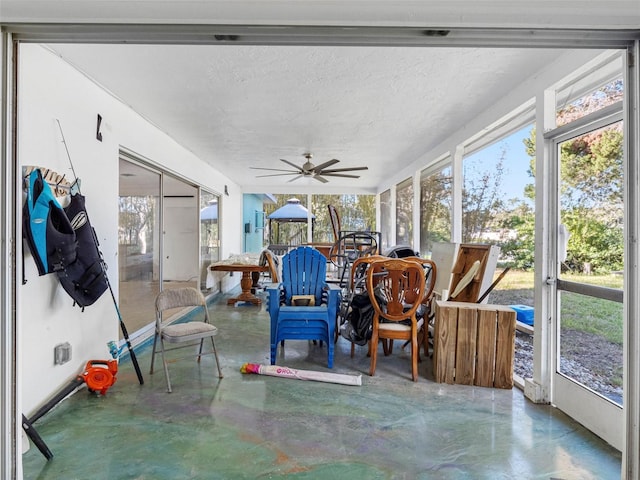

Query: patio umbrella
<box><xmin>200</xmin><ymin>201</ymin><xmax>218</xmax><ymax>222</ymax></box>
<box><xmin>267</xmin><ymin>198</ymin><xmax>314</xmax><ymax>244</ymax></box>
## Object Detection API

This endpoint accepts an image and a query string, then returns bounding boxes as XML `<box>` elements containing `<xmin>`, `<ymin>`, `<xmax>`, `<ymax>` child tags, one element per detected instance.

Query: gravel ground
<box><xmin>489</xmin><ymin>287</ymin><xmax>623</xmax><ymax>404</ymax></box>
<box><xmin>514</xmin><ymin>329</ymin><xmax>623</xmax><ymax>404</ymax></box>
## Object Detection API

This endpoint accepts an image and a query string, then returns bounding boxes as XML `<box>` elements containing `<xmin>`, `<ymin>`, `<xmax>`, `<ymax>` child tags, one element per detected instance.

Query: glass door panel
<box><xmin>553</xmin><ymin>120</ymin><xmax>624</xmax><ymax>449</ymax></box>
<box><xmin>558</xmin><ymin>286</ymin><xmax>623</xmax><ymax>403</ymax></box>
<box><xmin>118</xmin><ymin>159</ymin><xmax>161</xmax><ymax>337</ymax></box>
<box><xmin>200</xmin><ymin>190</ymin><xmax>220</xmax><ymax>291</ymax></box>
<box><xmin>161</xmin><ymin>174</ymin><xmax>199</xmax><ymax>293</ymax></box>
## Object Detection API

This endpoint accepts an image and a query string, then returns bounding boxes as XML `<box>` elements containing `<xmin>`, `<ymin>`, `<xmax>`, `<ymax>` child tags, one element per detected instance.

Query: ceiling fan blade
<box><xmin>313</xmin><ymin>175</ymin><xmax>329</xmax><ymax>183</ymax></box>
<box><xmin>287</xmin><ymin>174</ymin><xmax>304</xmax><ymax>183</ymax></box>
<box><xmin>321</xmin><ymin>173</ymin><xmax>362</xmax><ymax>178</ymax></box>
<box><xmin>250</xmin><ymin>167</ymin><xmax>299</xmax><ymax>173</ymax></box>
<box><xmin>320</xmin><ymin>166</ymin><xmax>369</xmax><ymax>173</ymax></box>
<box><xmin>312</xmin><ymin>159</ymin><xmax>340</xmax><ymax>172</ymax></box>
<box><xmin>280</xmin><ymin>159</ymin><xmax>304</xmax><ymax>171</ymax></box>
<box><xmin>255</xmin><ymin>172</ymin><xmax>301</xmax><ymax>178</ymax></box>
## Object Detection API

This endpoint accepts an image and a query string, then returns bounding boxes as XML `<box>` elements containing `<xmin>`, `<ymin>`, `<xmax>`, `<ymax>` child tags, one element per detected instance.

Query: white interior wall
<box><xmin>18</xmin><ymin>44</ymin><xmax>242</xmax><ymax>415</ymax></box>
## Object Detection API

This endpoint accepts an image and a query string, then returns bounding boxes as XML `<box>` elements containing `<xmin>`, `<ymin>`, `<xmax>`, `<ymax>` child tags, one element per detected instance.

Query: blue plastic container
<box><xmin>510</xmin><ymin>304</ymin><xmax>534</xmax><ymax>326</ymax></box>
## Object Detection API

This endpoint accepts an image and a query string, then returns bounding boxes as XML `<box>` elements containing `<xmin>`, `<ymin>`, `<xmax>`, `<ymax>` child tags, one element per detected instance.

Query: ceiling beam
<box><xmin>5</xmin><ymin>24</ymin><xmax>640</xmax><ymax>49</ymax></box>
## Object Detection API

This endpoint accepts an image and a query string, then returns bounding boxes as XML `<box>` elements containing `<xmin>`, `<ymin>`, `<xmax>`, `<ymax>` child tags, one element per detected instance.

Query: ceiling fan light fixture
<box><xmin>252</xmin><ymin>152</ymin><xmax>367</xmax><ymax>183</ymax></box>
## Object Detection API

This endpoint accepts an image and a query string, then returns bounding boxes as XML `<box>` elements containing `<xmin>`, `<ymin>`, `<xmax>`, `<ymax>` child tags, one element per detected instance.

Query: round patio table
<box><xmin>210</xmin><ymin>263</ymin><xmax>268</xmax><ymax>305</ymax></box>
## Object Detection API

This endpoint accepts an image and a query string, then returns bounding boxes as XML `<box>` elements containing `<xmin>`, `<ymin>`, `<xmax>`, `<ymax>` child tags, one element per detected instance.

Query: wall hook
<box><xmin>96</xmin><ymin>114</ymin><xmax>103</xmax><ymax>142</ymax></box>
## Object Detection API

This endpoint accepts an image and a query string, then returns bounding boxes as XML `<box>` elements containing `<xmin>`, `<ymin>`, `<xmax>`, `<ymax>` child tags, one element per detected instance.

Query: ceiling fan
<box><xmin>251</xmin><ymin>153</ymin><xmax>368</xmax><ymax>183</ymax></box>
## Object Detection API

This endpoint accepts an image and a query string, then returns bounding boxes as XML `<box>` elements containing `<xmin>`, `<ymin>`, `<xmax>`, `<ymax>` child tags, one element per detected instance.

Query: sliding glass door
<box><xmin>118</xmin><ymin>158</ymin><xmax>161</xmax><ymax>337</ymax></box>
<box><xmin>118</xmin><ymin>156</ymin><xmax>216</xmax><ymax>339</ymax></box>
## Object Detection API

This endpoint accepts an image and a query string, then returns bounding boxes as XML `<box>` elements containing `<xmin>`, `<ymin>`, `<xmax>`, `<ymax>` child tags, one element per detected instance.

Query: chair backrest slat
<box><xmin>281</xmin><ymin>246</ymin><xmax>327</xmax><ymax>304</ymax></box>
<box><xmin>366</xmin><ymin>258</ymin><xmax>426</xmax><ymax>323</ymax></box>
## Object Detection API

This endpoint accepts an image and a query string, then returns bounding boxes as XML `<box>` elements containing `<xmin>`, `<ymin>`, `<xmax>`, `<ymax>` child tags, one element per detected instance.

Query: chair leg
<box><xmin>411</xmin><ymin>336</ymin><xmax>419</xmax><ymax>382</ymax></box>
<box><xmin>382</xmin><ymin>339</ymin><xmax>393</xmax><ymax>356</ymax></box>
<box><xmin>197</xmin><ymin>338</ymin><xmax>205</xmax><ymax>363</ymax></box>
<box><xmin>369</xmin><ymin>331</ymin><xmax>379</xmax><ymax>376</ymax></box>
<box><xmin>149</xmin><ymin>333</ymin><xmax>159</xmax><ymax>374</ymax></box>
<box><xmin>210</xmin><ymin>337</ymin><xmax>224</xmax><ymax>378</ymax></box>
<box><xmin>159</xmin><ymin>339</ymin><xmax>173</xmax><ymax>393</ymax></box>
<box><xmin>422</xmin><ymin>327</ymin><xmax>429</xmax><ymax>358</ymax></box>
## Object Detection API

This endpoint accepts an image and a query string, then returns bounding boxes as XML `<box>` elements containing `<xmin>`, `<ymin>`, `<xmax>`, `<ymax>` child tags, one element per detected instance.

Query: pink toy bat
<box><xmin>240</xmin><ymin>363</ymin><xmax>362</xmax><ymax>386</ymax></box>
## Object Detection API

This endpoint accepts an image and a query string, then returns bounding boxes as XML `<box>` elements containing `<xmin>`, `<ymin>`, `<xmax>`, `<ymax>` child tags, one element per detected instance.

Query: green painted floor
<box><xmin>23</xmin><ymin>289</ymin><xmax>622</xmax><ymax>479</ymax></box>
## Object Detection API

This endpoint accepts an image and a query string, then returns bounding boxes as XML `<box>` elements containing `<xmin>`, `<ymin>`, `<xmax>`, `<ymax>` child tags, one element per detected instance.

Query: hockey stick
<box><xmin>476</xmin><ymin>267</ymin><xmax>511</xmax><ymax>304</ymax></box>
<box><xmin>56</xmin><ymin>120</ymin><xmax>144</xmax><ymax>385</ymax></box>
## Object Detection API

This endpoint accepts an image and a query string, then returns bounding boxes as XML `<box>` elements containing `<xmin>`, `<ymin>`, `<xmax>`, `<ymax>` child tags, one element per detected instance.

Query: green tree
<box><xmin>420</xmin><ymin>168</ymin><xmax>452</xmax><ymax>254</ymax></box>
<box><xmin>462</xmin><ymin>152</ymin><xmax>506</xmax><ymax>242</ymax></box>
<box><xmin>521</xmin><ymin>79</ymin><xmax>624</xmax><ymax>273</ymax></box>
<box><xmin>119</xmin><ymin>195</ymin><xmax>156</xmax><ymax>254</ymax></box>
<box><xmin>396</xmin><ymin>178</ymin><xmax>413</xmax><ymax>245</ymax></box>
<box><xmin>562</xmin><ymin>207</ymin><xmax>624</xmax><ymax>273</ymax></box>
<box><xmin>309</xmin><ymin>194</ymin><xmax>376</xmax><ymax>243</ymax></box>
<box><xmin>499</xmin><ymin>201</ymin><xmax>535</xmax><ymax>269</ymax></box>
<box><xmin>265</xmin><ymin>194</ymin><xmax>376</xmax><ymax>245</ymax></box>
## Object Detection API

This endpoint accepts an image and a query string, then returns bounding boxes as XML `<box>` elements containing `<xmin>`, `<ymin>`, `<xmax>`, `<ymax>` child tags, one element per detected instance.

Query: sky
<box><xmin>464</xmin><ymin>124</ymin><xmax>534</xmax><ymax>204</ymax></box>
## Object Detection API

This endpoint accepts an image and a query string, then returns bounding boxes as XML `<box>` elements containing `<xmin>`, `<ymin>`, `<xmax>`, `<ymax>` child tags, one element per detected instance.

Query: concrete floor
<box><xmin>22</xmin><ymin>288</ymin><xmax>622</xmax><ymax>479</ymax></box>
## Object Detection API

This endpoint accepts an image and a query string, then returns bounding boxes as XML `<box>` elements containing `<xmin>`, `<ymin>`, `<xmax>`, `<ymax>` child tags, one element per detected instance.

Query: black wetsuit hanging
<box><xmin>56</xmin><ymin>192</ymin><xmax>109</xmax><ymax>308</ymax></box>
<box><xmin>22</xmin><ymin>169</ymin><xmax>77</xmax><ymax>275</ymax></box>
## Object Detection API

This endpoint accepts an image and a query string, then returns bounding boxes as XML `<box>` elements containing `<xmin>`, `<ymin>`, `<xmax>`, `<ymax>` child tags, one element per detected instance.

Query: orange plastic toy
<box><xmin>81</xmin><ymin>359</ymin><xmax>118</xmax><ymax>395</ymax></box>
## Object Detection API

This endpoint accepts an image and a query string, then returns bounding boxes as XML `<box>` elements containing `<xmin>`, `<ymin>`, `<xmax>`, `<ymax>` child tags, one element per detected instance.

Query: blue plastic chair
<box><xmin>267</xmin><ymin>246</ymin><xmax>340</xmax><ymax>368</ymax></box>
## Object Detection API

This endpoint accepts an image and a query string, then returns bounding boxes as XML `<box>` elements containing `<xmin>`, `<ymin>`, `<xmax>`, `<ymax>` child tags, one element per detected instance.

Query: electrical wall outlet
<box><xmin>54</xmin><ymin>342</ymin><xmax>72</xmax><ymax>365</ymax></box>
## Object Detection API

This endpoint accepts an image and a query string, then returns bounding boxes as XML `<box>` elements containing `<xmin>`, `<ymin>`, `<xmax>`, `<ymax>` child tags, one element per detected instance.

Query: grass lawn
<box><xmin>490</xmin><ymin>269</ymin><xmax>623</xmax><ymax>344</ymax></box>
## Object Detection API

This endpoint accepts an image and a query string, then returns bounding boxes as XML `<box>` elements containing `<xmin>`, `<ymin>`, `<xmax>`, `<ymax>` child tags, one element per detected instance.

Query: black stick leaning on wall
<box><xmin>56</xmin><ymin>119</ymin><xmax>144</xmax><ymax>385</ymax></box>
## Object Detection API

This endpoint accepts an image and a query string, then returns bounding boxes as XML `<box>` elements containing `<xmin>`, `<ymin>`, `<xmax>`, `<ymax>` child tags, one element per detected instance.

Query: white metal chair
<box><xmin>150</xmin><ymin>287</ymin><xmax>223</xmax><ymax>392</ymax></box>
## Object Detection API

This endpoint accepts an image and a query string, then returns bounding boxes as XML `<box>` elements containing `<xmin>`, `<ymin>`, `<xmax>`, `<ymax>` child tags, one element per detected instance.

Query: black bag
<box><xmin>56</xmin><ymin>193</ymin><xmax>109</xmax><ymax>308</ymax></box>
<box><xmin>342</xmin><ymin>293</ymin><xmax>375</xmax><ymax>345</ymax></box>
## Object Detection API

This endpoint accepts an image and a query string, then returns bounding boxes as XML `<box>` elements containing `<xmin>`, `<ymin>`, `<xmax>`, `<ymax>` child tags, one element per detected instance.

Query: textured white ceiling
<box><xmin>45</xmin><ymin>43</ymin><xmax>571</xmax><ymax>191</ymax></box>
<box><xmin>6</xmin><ymin>0</ymin><xmax>636</xmax><ymax>191</ymax></box>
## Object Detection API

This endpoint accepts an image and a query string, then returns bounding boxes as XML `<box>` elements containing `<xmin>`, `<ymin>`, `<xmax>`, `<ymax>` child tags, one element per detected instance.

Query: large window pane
<box><xmin>419</xmin><ymin>164</ymin><xmax>451</xmax><ymax>256</ymax></box>
<box><xmin>379</xmin><ymin>189</ymin><xmax>392</xmax><ymax>252</ymax></box>
<box><xmin>311</xmin><ymin>194</ymin><xmax>376</xmax><ymax>243</ymax></box>
<box><xmin>264</xmin><ymin>195</ymin><xmax>309</xmax><ymax>246</ymax></box>
<box><xmin>461</xmin><ymin>124</ymin><xmax>537</xmax><ymax>383</ymax></box>
<box><xmin>395</xmin><ymin>177</ymin><xmax>413</xmax><ymax>247</ymax></box>
<box><xmin>556</xmin><ymin>78</ymin><xmax>623</xmax><ymax>127</ymax></box>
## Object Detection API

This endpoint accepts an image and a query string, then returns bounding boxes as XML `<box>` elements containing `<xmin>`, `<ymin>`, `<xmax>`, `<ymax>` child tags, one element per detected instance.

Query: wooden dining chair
<box><xmin>339</xmin><ymin>255</ymin><xmax>385</xmax><ymax>356</ymax></box>
<box><xmin>327</xmin><ymin>204</ymin><xmax>341</xmax><ymax>242</ymax></box>
<box><xmin>259</xmin><ymin>248</ymin><xmax>280</xmax><ymax>283</ymax></box>
<box><xmin>367</xmin><ymin>257</ymin><xmax>427</xmax><ymax>382</ymax></box>
<box><xmin>394</xmin><ymin>256</ymin><xmax>437</xmax><ymax>357</ymax></box>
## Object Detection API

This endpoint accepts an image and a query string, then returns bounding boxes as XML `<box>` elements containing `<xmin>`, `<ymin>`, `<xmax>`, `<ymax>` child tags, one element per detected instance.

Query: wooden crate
<box><xmin>448</xmin><ymin>244</ymin><xmax>500</xmax><ymax>303</ymax></box>
<box><xmin>433</xmin><ymin>301</ymin><xmax>516</xmax><ymax>389</ymax></box>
